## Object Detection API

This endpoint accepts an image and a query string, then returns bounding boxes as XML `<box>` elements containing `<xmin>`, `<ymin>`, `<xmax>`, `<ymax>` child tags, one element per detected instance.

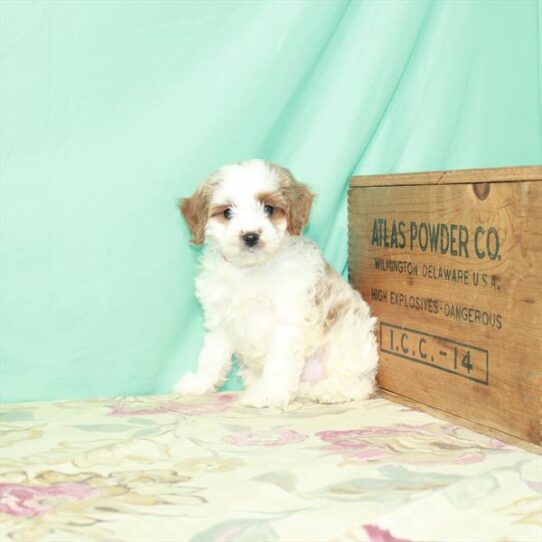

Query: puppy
<box><xmin>174</xmin><ymin>159</ymin><xmax>378</xmax><ymax>407</ymax></box>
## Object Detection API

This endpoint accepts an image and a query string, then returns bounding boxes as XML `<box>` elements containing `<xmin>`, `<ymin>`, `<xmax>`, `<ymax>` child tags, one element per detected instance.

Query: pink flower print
<box><xmin>317</xmin><ymin>423</ymin><xmax>434</xmax><ymax>442</ymax></box>
<box><xmin>316</xmin><ymin>423</ymin><xmax>497</xmax><ymax>464</ymax></box>
<box><xmin>364</xmin><ymin>525</ymin><xmax>412</xmax><ymax>542</ymax></box>
<box><xmin>315</xmin><ymin>428</ymin><xmax>388</xmax><ymax>459</ymax></box>
<box><xmin>0</xmin><ymin>483</ymin><xmax>99</xmax><ymax>518</ymax></box>
<box><xmin>224</xmin><ymin>429</ymin><xmax>306</xmax><ymax>447</ymax></box>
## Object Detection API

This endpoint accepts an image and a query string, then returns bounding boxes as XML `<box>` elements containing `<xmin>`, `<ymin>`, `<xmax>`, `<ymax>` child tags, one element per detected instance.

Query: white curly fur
<box><xmin>174</xmin><ymin>159</ymin><xmax>378</xmax><ymax>407</ymax></box>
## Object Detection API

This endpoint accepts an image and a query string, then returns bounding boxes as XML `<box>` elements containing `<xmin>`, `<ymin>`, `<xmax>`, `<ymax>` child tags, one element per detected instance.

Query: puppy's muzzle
<box><xmin>242</xmin><ymin>232</ymin><xmax>260</xmax><ymax>247</ymax></box>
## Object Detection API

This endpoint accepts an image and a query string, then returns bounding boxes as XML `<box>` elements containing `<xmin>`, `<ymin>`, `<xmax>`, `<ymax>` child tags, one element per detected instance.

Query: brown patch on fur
<box><xmin>179</xmin><ymin>182</ymin><xmax>215</xmax><ymax>245</ymax></box>
<box><xmin>269</xmin><ymin>164</ymin><xmax>314</xmax><ymax>235</ymax></box>
<box><xmin>315</xmin><ymin>262</ymin><xmax>352</xmax><ymax>330</ymax></box>
<box><xmin>314</xmin><ymin>265</ymin><xmax>333</xmax><ymax>308</ymax></box>
<box><xmin>325</xmin><ymin>300</ymin><xmax>350</xmax><ymax>329</ymax></box>
<box><xmin>209</xmin><ymin>204</ymin><xmax>233</xmax><ymax>224</ymax></box>
<box><xmin>256</xmin><ymin>191</ymin><xmax>287</xmax><ymax>227</ymax></box>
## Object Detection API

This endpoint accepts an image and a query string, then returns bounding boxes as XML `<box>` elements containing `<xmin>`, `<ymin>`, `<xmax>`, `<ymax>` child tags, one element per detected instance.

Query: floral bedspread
<box><xmin>1</xmin><ymin>393</ymin><xmax>541</xmax><ymax>542</ymax></box>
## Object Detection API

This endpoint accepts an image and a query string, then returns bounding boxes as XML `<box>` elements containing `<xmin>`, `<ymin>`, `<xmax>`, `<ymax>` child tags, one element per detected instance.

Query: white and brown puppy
<box><xmin>174</xmin><ymin>159</ymin><xmax>378</xmax><ymax>407</ymax></box>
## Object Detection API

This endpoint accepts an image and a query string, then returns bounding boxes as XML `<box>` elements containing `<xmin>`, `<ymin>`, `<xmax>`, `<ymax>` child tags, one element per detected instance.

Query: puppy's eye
<box><xmin>223</xmin><ymin>208</ymin><xmax>233</xmax><ymax>220</ymax></box>
<box><xmin>263</xmin><ymin>204</ymin><xmax>274</xmax><ymax>216</ymax></box>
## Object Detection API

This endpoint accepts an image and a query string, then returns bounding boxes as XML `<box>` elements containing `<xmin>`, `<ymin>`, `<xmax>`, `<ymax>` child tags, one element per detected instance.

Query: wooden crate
<box><xmin>349</xmin><ymin>165</ymin><xmax>542</xmax><ymax>451</ymax></box>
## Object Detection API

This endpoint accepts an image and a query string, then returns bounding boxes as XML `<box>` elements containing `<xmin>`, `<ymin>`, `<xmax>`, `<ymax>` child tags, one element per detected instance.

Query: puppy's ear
<box><xmin>277</xmin><ymin>167</ymin><xmax>314</xmax><ymax>236</ymax></box>
<box><xmin>179</xmin><ymin>187</ymin><xmax>210</xmax><ymax>245</ymax></box>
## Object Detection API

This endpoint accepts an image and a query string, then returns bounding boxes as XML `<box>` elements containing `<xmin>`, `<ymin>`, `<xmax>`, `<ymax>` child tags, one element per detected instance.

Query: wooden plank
<box><xmin>350</xmin><ymin>165</ymin><xmax>542</xmax><ymax>188</ymax></box>
<box><xmin>349</xmin><ymin>179</ymin><xmax>542</xmax><ymax>446</ymax></box>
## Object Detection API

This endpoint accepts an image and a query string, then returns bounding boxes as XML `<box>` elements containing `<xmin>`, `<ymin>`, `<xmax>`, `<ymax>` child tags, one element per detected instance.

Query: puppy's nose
<box><xmin>242</xmin><ymin>232</ymin><xmax>260</xmax><ymax>247</ymax></box>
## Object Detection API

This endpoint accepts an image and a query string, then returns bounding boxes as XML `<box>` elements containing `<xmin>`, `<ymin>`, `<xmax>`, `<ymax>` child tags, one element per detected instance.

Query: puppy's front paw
<box><xmin>174</xmin><ymin>372</ymin><xmax>215</xmax><ymax>396</ymax></box>
<box><xmin>240</xmin><ymin>385</ymin><xmax>291</xmax><ymax>409</ymax></box>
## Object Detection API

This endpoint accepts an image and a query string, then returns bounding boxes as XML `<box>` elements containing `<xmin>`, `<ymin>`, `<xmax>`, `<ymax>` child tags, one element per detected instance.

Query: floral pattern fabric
<box><xmin>1</xmin><ymin>393</ymin><xmax>540</xmax><ymax>542</ymax></box>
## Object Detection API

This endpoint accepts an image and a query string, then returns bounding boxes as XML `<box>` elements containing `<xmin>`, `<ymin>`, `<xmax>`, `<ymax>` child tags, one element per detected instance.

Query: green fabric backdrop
<box><xmin>1</xmin><ymin>0</ymin><xmax>540</xmax><ymax>402</ymax></box>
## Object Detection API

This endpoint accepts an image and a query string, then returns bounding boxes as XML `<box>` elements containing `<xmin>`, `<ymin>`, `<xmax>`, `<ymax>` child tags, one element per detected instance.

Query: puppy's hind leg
<box><xmin>304</xmin><ymin>311</ymin><xmax>378</xmax><ymax>404</ymax></box>
<box><xmin>301</xmin><ymin>374</ymin><xmax>375</xmax><ymax>404</ymax></box>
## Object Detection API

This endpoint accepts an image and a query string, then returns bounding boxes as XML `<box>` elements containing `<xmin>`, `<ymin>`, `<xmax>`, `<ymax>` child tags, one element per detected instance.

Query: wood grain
<box><xmin>349</xmin><ymin>169</ymin><xmax>542</xmax><ymax>446</ymax></box>
<box><xmin>350</xmin><ymin>165</ymin><xmax>542</xmax><ymax>188</ymax></box>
